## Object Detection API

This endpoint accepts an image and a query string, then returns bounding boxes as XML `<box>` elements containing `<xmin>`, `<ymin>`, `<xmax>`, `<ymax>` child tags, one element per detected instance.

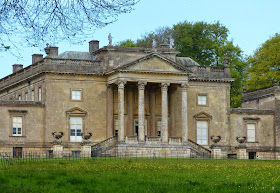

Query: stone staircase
<box><xmin>188</xmin><ymin>139</ymin><xmax>211</xmax><ymax>158</ymax></box>
<box><xmin>91</xmin><ymin>136</ymin><xmax>118</xmax><ymax>157</ymax></box>
<box><xmin>91</xmin><ymin>136</ymin><xmax>211</xmax><ymax>158</ymax></box>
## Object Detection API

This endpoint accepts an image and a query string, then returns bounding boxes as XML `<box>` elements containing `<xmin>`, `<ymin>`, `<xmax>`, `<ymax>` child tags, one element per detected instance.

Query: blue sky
<box><xmin>1</xmin><ymin>0</ymin><xmax>279</xmax><ymax>78</ymax></box>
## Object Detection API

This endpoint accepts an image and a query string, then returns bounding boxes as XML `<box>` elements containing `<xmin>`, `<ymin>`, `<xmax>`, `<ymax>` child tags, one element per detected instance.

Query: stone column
<box><xmin>118</xmin><ymin>80</ymin><xmax>126</xmax><ymax>142</ymax></box>
<box><xmin>181</xmin><ymin>83</ymin><xmax>189</xmax><ymax>143</ymax></box>
<box><xmin>106</xmin><ymin>84</ymin><xmax>114</xmax><ymax>138</ymax></box>
<box><xmin>161</xmin><ymin>83</ymin><xmax>170</xmax><ymax>143</ymax></box>
<box><xmin>138</xmin><ymin>82</ymin><xmax>146</xmax><ymax>143</ymax></box>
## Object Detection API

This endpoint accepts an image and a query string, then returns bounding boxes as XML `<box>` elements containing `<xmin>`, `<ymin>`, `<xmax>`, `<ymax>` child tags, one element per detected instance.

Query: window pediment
<box><xmin>66</xmin><ymin>107</ymin><xmax>87</xmax><ymax>116</ymax></box>
<box><xmin>193</xmin><ymin>111</ymin><xmax>212</xmax><ymax>120</ymax></box>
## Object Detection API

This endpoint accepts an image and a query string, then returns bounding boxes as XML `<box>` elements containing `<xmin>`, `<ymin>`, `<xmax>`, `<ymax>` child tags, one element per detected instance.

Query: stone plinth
<box><xmin>211</xmin><ymin>147</ymin><xmax>222</xmax><ymax>159</ymax></box>
<box><xmin>53</xmin><ymin>145</ymin><xmax>63</xmax><ymax>158</ymax></box>
<box><xmin>236</xmin><ymin>147</ymin><xmax>248</xmax><ymax>159</ymax></box>
<box><xmin>81</xmin><ymin>145</ymin><xmax>91</xmax><ymax>157</ymax></box>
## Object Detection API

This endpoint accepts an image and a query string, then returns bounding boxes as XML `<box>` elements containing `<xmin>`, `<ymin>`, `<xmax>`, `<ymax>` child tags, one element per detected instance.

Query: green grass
<box><xmin>0</xmin><ymin>158</ymin><xmax>280</xmax><ymax>192</ymax></box>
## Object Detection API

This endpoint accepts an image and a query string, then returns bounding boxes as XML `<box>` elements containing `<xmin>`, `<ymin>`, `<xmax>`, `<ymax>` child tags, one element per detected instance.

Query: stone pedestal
<box><xmin>236</xmin><ymin>147</ymin><xmax>248</xmax><ymax>159</ymax></box>
<box><xmin>211</xmin><ymin>147</ymin><xmax>222</xmax><ymax>159</ymax></box>
<box><xmin>53</xmin><ymin>145</ymin><xmax>63</xmax><ymax>158</ymax></box>
<box><xmin>81</xmin><ymin>145</ymin><xmax>91</xmax><ymax>157</ymax></box>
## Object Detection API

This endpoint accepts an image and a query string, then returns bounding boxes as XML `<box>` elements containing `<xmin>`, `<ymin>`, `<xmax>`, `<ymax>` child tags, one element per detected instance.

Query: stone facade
<box><xmin>0</xmin><ymin>41</ymin><xmax>278</xmax><ymax>159</ymax></box>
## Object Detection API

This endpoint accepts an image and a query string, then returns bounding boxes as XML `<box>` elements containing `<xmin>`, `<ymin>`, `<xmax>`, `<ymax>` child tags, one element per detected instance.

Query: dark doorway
<box><xmin>248</xmin><ymin>152</ymin><xmax>256</xmax><ymax>159</ymax></box>
<box><xmin>13</xmin><ymin>147</ymin><xmax>22</xmax><ymax>158</ymax></box>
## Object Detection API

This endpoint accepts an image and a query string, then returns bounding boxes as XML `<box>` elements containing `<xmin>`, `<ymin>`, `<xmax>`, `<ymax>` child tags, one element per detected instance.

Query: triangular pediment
<box><xmin>66</xmin><ymin>107</ymin><xmax>87</xmax><ymax>115</ymax></box>
<box><xmin>114</xmin><ymin>53</ymin><xmax>192</xmax><ymax>74</ymax></box>
<box><xmin>193</xmin><ymin>111</ymin><xmax>212</xmax><ymax>119</ymax></box>
<box><xmin>127</xmin><ymin>57</ymin><xmax>182</xmax><ymax>72</ymax></box>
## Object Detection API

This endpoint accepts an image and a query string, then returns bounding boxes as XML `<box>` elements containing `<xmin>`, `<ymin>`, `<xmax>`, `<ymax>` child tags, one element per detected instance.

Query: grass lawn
<box><xmin>0</xmin><ymin>158</ymin><xmax>280</xmax><ymax>193</ymax></box>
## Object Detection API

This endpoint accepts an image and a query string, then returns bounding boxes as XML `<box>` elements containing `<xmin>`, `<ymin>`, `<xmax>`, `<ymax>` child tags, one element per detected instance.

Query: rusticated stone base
<box><xmin>107</xmin><ymin>143</ymin><xmax>191</xmax><ymax>158</ymax></box>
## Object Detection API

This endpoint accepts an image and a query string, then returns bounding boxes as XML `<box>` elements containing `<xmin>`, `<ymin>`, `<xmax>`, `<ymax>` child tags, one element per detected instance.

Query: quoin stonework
<box><xmin>0</xmin><ymin>40</ymin><xmax>278</xmax><ymax>159</ymax></box>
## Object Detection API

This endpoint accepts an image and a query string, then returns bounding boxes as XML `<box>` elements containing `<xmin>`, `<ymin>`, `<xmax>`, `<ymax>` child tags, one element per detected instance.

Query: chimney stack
<box><xmin>13</xmin><ymin>64</ymin><xmax>23</xmax><ymax>73</ymax></box>
<box><xmin>32</xmin><ymin>54</ymin><xmax>43</xmax><ymax>64</ymax></box>
<box><xmin>89</xmin><ymin>40</ymin><xmax>99</xmax><ymax>53</ymax></box>
<box><xmin>44</xmin><ymin>44</ymin><xmax>58</xmax><ymax>57</ymax></box>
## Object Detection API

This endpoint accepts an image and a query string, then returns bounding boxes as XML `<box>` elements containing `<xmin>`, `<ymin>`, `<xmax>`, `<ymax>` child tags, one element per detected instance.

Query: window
<box><xmin>12</xmin><ymin>117</ymin><xmax>22</xmax><ymax>136</ymax></box>
<box><xmin>13</xmin><ymin>147</ymin><xmax>22</xmax><ymax>158</ymax></box>
<box><xmin>157</xmin><ymin>120</ymin><xmax>161</xmax><ymax>136</ymax></box>
<box><xmin>197</xmin><ymin>120</ymin><xmax>208</xmax><ymax>145</ymax></box>
<box><xmin>71</xmin><ymin>90</ymin><xmax>81</xmax><ymax>100</ymax></box>
<box><xmin>25</xmin><ymin>92</ymin><xmax>28</xmax><ymax>101</ymax></box>
<box><xmin>247</xmin><ymin>123</ymin><xmax>256</xmax><ymax>142</ymax></box>
<box><xmin>31</xmin><ymin>90</ymin><xmax>35</xmax><ymax>101</ymax></box>
<box><xmin>114</xmin><ymin>119</ymin><xmax>118</xmax><ymax>136</ymax></box>
<box><xmin>70</xmin><ymin>117</ymin><xmax>82</xmax><ymax>142</ymax></box>
<box><xmin>134</xmin><ymin>119</ymin><xmax>147</xmax><ymax>136</ymax></box>
<box><xmin>18</xmin><ymin>95</ymin><xmax>22</xmax><ymax>101</ymax></box>
<box><xmin>38</xmin><ymin>87</ymin><xmax>42</xmax><ymax>101</ymax></box>
<box><xmin>197</xmin><ymin>95</ymin><xmax>207</xmax><ymax>106</ymax></box>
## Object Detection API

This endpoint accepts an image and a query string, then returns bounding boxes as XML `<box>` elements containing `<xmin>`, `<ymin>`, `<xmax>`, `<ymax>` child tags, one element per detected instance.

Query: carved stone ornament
<box><xmin>81</xmin><ymin>132</ymin><xmax>93</xmax><ymax>145</ymax></box>
<box><xmin>181</xmin><ymin>83</ymin><xmax>189</xmax><ymax>92</ymax></box>
<box><xmin>161</xmin><ymin>83</ymin><xmax>170</xmax><ymax>91</ymax></box>
<box><xmin>211</xmin><ymin>135</ymin><xmax>222</xmax><ymax>144</ymax></box>
<box><xmin>52</xmin><ymin>132</ymin><xmax>64</xmax><ymax>145</ymax></box>
<box><xmin>236</xmin><ymin>136</ymin><xmax>246</xmax><ymax>144</ymax></box>
<box><xmin>138</xmin><ymin>82</ymin><xmax>147</xmax><ymax>90</ymax></box>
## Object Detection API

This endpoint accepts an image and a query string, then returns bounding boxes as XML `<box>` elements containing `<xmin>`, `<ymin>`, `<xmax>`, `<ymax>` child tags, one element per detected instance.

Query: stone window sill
<box><xmin>9</xmin><ymin>135</ymin><xmax>26</xmax><ymax>138</ymax></box>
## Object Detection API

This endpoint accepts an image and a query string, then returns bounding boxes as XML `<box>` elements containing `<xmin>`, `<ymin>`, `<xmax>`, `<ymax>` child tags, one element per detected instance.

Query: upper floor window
<box><xmin>12</xmin><ymin>117</ymin><xmax>22</xmax><ymax>136</ymax></box>
<box><xmin>38</xmin><ymin>87</ymin><xmax>42</xmax><ymax>101</ymax></box>
<box><xmin>18</xmin><ymin>95</ymin><xmax>22</xmax><ymax>101</ymax></box>
<box><xmin>71</xmin><ymin>90</ymin><xmax>82</xmax><ymax>101</ymax></box>
<box><xmin>25</xmin><ymin>92</ymin><xmax>28</xmax><ymax>101</ymax></box>
<box><xmin>197</xmin><ymin>94</ymin><xmax>207</xmax><ymax>106</ymax></box>
<box><xmin>31</xmin><ymin>90</ymin><xmax>35</xmax><ymax>101</ymax></box>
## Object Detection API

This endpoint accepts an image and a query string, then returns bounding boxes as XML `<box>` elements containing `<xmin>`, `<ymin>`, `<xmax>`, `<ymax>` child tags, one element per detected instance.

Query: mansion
<box><xmin>0</xmin><ymin>40</ymin><xmax>278</xmax><ymax>159</ymax></box>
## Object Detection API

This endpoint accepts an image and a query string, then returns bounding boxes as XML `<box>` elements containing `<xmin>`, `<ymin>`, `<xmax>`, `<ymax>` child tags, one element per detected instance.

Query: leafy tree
<box><xmin>244</xmin><ymin>33</ymin><xmax>280</xmax><ymax>90</ymax></box>
<box><xmin>0</xmin><ymin>0</ymin><xmax>138</xmax><ymax>48</ymax></box>
<box><xmin>117</xmin><ymin>21</ymin><xmax>247</xmax><ymax>107</ymax></box>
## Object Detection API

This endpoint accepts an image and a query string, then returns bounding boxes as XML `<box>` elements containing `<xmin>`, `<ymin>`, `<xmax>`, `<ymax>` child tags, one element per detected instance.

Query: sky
<box><xmin>1</xmin><ymin>0</ymin><xmax>280</xmax><ymax>78</ymax></box>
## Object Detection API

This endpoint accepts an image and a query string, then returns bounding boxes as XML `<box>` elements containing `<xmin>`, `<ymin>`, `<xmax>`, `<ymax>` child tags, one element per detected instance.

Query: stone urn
<box><xmin>81</xmin><ymin>132</ymin><xmax>92</xmax><ymax>145</ymax></box>
<box><xmin>52</xmin><ymin>132</ymin><xmax>64</xmax><ymax>145</ymax></box>
<box><xmin>236</xmin><ymin>136</ymin><xmax>247</xmax><ymax>148</ymax></box>
<box><xmin>210</xmin><ymin>135</ymin><xmax>221</xmax><ymax>148</ymax></box>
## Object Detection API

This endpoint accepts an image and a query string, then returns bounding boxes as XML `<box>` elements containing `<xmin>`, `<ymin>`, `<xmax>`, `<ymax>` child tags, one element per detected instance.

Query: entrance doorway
<box><xmin>13</xmin><ymin>147</ymin><xmax>22</xmax><ymax>158</ymax></box>
<box><xmin>134</xmin><ymin>119</ymin><xmax>147</xmax><ymax>137</ymax></box>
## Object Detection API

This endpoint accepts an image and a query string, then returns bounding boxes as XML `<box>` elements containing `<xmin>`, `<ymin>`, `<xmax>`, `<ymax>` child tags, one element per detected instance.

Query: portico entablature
<box><xmin>107</xmin><ymin>72</ymin><xmax>189</xmax><ymax>85</ymax></box>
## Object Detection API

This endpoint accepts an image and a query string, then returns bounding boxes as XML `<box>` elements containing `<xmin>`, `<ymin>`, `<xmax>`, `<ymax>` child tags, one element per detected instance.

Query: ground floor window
<box><xmin>197</xmin><ymin>120</ymin><xmax>208</xmax><ymax>145</ymax></box>
<box><xmin>12</xmin><ymin>116</ymin><xmax>22</xmax><ymax>136</ymax></box>
<box><xmin>157</xmin><ymin>120</ymin><xmax>161</xmax><ymax>136</ymax></box>
<box><xmin>72</xmin><ymin>151</ymin><xmax>81</xmax><ymax>158</ymax></box>
<box><xmin>134</xmin><ymin>119</ymin><xmax>147</xmax><ymax>136</ymax></box>
<box><xmin>114</xmin><ymin>118</ymin><xmax>118</xmax><ymax>136</ymax></box>
<box><xmin>13</xmin><ymin>147</ymin><xmax>22</xmax><ymax>158</ymax></box>
<box><xmin>248</xmin><ymin>152</ymin><xmax>256</xmax><ymax>159</ymax></box>
<box><xmin>247</xmin><ymin>123</ymin><xmax>256</xmax><ymax>142</ymax></box>
<box><xmin>70</xmin><ymin>117</ymin><xmax>82</xmax><ymax>142</ymax></box>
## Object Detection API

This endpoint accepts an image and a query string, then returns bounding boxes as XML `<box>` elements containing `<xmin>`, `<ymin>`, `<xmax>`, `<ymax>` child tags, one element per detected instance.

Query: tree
<box><xmin>0</xmin><ymin>0</ymin><xmax>138</xmax><ymax>48</ymax></box>
<box><xmin>117</xmin><ymin>21</ymin><xmax>247</xmax><ymax>107</ymax></box>
<box><xmin>244</xmin><ymin>33</ymin><xmax>280</xmax><ymax>90</ymax></box>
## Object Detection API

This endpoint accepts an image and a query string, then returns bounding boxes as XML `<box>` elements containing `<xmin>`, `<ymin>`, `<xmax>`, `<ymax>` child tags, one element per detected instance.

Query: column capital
<box><xmin>181</xmin><ymin>83</ymin><xmax>189</xmax><ymax>92</ymax></box>
<box><xmin>138</xmin><ymin>81</ymin><xmax>147</xmax><ymax>90</ymax></box>
<box><xmin>161</xmin><ymin>83</ymin><xmax>170</xmax><ymax>91</ymax></box>
<box><xmin>117</xmin><ymin>80</ymin><xmax>127</xmax><ymax>89</ymax></box>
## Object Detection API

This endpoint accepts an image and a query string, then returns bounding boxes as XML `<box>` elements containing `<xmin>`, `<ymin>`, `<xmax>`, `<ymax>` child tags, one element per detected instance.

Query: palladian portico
<box><xmin>106</xmin><ymin>53</ymin><xmax>191</xmax><ymax>146</ymax></box>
